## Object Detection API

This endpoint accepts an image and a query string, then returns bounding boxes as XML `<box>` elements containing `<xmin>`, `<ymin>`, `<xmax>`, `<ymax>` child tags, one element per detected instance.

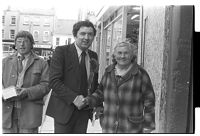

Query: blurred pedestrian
<box><xmin>2</xmin><ymin>31</ymin><xmax>50</xmax><ymax>133</ymax></box>
<box><xmin>46</xmin><ymin>20</ymin><xmax>99</xmax><ymax>133</ymax></box>
<box><xmin>84</xmin><ymin>41</ymin><xmax>156</xmax><ymax>133</ymax></box>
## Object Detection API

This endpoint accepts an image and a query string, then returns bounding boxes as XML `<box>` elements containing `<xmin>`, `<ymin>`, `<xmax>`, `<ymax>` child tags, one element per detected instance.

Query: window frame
<box><xmin>23</xmin><ymin>16</ymin><xmax>29</xmax><ymax>25</ymax></box>
<box><xmin>33</xmin><ymin>30</ymin><xmax>39</xmax><ymax>41</ymax></box>
<box><xmin>10</xmin><ymin>16</ymin><xmax>16</xmax><ymax>25</ymax></box>
<box><xmin>10</xmin><ymin>29</ymin><xmax>15</xmax><ymax>39</ymax></box>
<box><xmin>56</xmin><ymin>37</ymin><xmax>60</xmax><ymax>45</ymax></box>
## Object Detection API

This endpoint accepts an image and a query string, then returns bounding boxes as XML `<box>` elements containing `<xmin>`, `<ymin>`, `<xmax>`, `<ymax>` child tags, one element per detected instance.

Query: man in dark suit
<box><xmin>46</xmin><ymin>20</ymin><xmax>99</xmax><ymax>133</ymax></box>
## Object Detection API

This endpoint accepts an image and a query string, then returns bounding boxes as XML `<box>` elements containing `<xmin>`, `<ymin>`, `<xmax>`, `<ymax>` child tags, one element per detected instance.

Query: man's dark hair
<box><xmin>14</xmin><ymin>31</ymin><xmax>35</xmax><ymax>48</ymax></box>
<box><xmin>72</xmin><ymin>20</ymin><xmax>96</xmax><ymax>37</ymax></box>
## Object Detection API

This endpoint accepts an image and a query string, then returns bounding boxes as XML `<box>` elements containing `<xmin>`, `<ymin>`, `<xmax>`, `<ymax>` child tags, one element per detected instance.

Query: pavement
<box><xmin>39</xmin><ymin>116</ymin><xmax>102</xmax><ymax>133</ymax></box>
<box><xmin>38</xmin><ymin>91</ymin><xmax>102</xmax><ymax>133</ymax></box>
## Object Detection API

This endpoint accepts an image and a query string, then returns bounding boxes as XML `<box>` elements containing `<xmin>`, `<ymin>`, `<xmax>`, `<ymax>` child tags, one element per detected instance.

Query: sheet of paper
<box><xmin>2</xmin><ymin>86</ymin><xmax>17</xmax><ymax>100</ymax></box>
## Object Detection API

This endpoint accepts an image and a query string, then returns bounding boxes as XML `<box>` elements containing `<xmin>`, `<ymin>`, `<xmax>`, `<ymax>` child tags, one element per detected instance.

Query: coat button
<box><xmin>11</xmin><ymin>75</ymin><xmax>15</xmax><ymax>78</ymax></box>
<box><xmin>7</xmin><ymin>106</ymin><xmax>10</xmax><ymax>109</ymax></box>
<box><xmin>114</xmin><ymin>121</ymin><xmax>119</xmax><ymax>126</ymax></box>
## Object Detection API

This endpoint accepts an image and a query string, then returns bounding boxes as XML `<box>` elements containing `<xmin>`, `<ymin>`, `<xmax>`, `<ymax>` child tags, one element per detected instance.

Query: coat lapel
<box><xmin>24</xmin><ymin>52</ymin><xmax>39</xmax><ymax>72</ymax></box>
<box><xmin>69</xmin><ymin>44</ymin><xmax>79</xmax><ymax>68</ymax></box>
<box><xmin>11</xmin><ymin>54</ymin><xmax>19</xmax><ymax>73</ymax></box>
<box><xmin>9</xmin><ymin>52</ymin><xmax>18</xmax><ymax>72</ymax></box>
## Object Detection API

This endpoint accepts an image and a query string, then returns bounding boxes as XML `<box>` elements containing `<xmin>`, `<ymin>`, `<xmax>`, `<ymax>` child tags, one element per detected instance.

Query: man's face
<box><xmin>15</xmin><ymin>37</ymin><xmax>32</xmax><ymax>55</ymax></box>
<box><xmin>114</xmin><ymin>46</ymin><xmax>133</xmax><ymax>67</ymax></box>
<box><xmin>74</xmin><ymin>26</ymin><xmax>95</xmax><ymax>51</ymax></box>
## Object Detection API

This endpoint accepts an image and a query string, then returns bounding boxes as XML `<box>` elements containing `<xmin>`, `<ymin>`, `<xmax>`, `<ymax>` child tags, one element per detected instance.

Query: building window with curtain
<box><xmin>10</xmin><ymin>30</ymin><xmax>15</xmax><ymax>39</ymax></box>
<box><xmin>33</xmin><ymin>17</ymin><xmax>40</xmax><ymax>26</ymax></box>
<box><xmin>68</xmin><ymin>38</ymin><xmax>71</xmax><ymax>44</ymax></box>
<box><xmin>56</xmin><ymin>37</ymin><xmax>60</xmax><ymax>45</ymax></box>
<box><xmin>11</xmin><ymin>16</ymin><xmax>16</xmax><ymax>25</ymax></box>
<box><xmin>43</xmin><ymin>31</ymin><xmax>49</xmax><ymax>41</ymax></box>
<box><xmin>44</xmin><ymin>18</ymin><xmax>50</xmax><ymax>26</ymax></box>
<box><xmin>2</xmin><ymin>16</ymin><xmax>5</xmax><ymax>25</ymax></box>
<box><xmin>33</xmin><ymin>30</ymin><xmax>39</xmax><ymax>41</ymax></box>
<box><xmin>23</xmin><ymin>16</ymin><xmax>29</xmax><ymax>25</ymax></box>
<box><xmin>2</xmin><ymin>29</ymin><xmax>4</xmax><ymax>38</ymax></box>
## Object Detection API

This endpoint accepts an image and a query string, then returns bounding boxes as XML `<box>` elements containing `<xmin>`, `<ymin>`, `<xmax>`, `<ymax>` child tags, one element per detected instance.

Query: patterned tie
<box><xmin>80</xmin><ymin>51</ymin><xmax>88</xmax><ymax>96</ymax></box>
<box><xmin>18</xmin><ymin>55</ymin><xmax>25</xmax><ymax>73</ymax></box>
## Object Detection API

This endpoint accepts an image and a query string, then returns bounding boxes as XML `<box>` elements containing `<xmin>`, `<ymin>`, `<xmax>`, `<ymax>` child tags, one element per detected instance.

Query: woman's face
<box><xmin>114</xmin><ymin>46</ymin><xmax>133</xmax><ymax>67</ymax></box>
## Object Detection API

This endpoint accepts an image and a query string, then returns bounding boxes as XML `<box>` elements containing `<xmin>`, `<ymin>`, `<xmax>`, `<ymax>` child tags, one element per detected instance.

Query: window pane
<box><xmin>33</xmin><ymin>17</ymin><xmax>40</xmax><ymax>25</ymax></box>
<box><xmin>68</xmin><ymin>38</ymin><xmax>71</xmax><ymax>44</ymax></box>
<box><xmin>24</xmin><ymin>16</ymin><xmax>29</xmax><ymax>24</ymax></box>
<box><xmin>2</xmin><ymin>16</ymin><xmax>5</xmax><ymax>24</ymax></box>
<box><xmin>2</xmin><ymin>29</ymin><xmax>4</xmax><ymax>38</ymax></box>
<box><xmin>126</xmin><ymin>6</ymin><xmax>140</xmax><ymax>44</ymax></box>
<box><xmin>105</xmin><ymin>25</ymin><xmax>112</xmax><ymax>66</ymax></box>
<box><xmin>33</xmin><ymin>31</ymin><xmax>39</xmax><ymax>41</ymax></box>
<box><xmin>112</xmin><ymin>17</ymin><xmax>123</xmax><ymax>51</ymax></box>
<box><xmin>43</xmin><ymin>31</ymin><xmax>49</xmax><ymax>41</ymax></box>
<box><xmin>56</xmin><ymin>37</ymin><xmax>59</xmax><ymax>45</ymax></box>
<box><xmin>10</xmin><ymin>30</ymin><xmax>15</xmax><ymax>39</ymax></box>
<box><xmin>44</xmin><ymin>18</ymin><xmax>50</xmax><ymax>26</ymax></box>
<box><xmin>11</xmin><ymin>16</ymin><xmax>16</xmax><ymax>25</ymax></box>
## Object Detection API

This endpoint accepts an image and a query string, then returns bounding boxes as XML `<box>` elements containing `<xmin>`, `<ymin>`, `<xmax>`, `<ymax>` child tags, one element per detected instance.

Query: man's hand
<box><xmin>17</xmin><ymin>88</ymin><xmax>28</xmax><ymax>100</ymax></box>
<box><xmin>93</xmin><ymin>107</ymin><xmax>103</xmax><ymax>120</ymax></box>
<box><xmin>73</xmin><ymin>95</ymin><xmax>87</xmax><ymax>110</ymax></box>
<box><xmin>5</xmin><ymin>96</ymin><xmax>19</xmax><ymax>102</ymax></box>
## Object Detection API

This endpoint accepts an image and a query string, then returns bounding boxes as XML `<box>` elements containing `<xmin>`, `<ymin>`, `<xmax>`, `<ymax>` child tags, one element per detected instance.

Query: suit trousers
<box><xmin>3</xmin><ymin>107</ymin><xmax>38</xmax><ymax>133</ymax></box>
<box><xmin>54</xmin><ymin>106</ymin><xmax>90</xmax><ymax>133</ymax></box>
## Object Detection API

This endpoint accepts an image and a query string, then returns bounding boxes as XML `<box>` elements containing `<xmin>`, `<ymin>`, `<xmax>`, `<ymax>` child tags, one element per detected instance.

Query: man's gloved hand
<box><xmin>93</xmin><ymin>107</ymin><xmax>103</xmax><ymax>120</ymax></box>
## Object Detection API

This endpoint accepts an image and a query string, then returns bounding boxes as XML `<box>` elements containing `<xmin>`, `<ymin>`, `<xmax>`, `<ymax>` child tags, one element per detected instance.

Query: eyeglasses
<box><xmin>16</xmin><ymin>39</ymin><xmax>30</xmax><ymax>44</ymax></box>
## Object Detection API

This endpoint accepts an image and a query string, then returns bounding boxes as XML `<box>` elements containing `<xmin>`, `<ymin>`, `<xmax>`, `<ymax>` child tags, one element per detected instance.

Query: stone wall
<box><xmin>141</xmin><ymin>6</ymin><xmax>166</xmax><ymax>132</ymax></box>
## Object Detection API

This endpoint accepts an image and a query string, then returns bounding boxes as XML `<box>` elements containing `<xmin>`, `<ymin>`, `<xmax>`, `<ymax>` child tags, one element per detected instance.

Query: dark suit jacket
<box><xmin>46</xmin><ymin>44</ymin><xmax>99</xmax><ymax>124</ymax></box>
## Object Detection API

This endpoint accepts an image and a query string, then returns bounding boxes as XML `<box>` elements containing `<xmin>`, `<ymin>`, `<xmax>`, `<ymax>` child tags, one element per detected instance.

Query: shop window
<box><xmin>112</xmin><ymin>17</ymin><xmax>123</xmax><ymax>51</ymax></box>
<box><xmin>126</xmin><ymin>6</ymin><xmax>140</xmax><ymax>44</ymax></box>
<box><xmin>125</xmin><ymin>6</ymin><xmax>140</xmax><ymax>64</ymax></box>
<box><xmin>104</xmin><ymin>17</ymin><xmax>123</xmax><ymax>66</ymax></box>
<box><xmin>105</xmin><ymin>25</ymin><xmax>112</xmax><ymax>66</ymax></box>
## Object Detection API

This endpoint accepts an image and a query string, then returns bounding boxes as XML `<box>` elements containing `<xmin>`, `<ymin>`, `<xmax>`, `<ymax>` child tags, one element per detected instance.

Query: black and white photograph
<box><xmin>1</xmin><ymin>0</ymin><xmax>198</xmax><ymax>134</ymax></box>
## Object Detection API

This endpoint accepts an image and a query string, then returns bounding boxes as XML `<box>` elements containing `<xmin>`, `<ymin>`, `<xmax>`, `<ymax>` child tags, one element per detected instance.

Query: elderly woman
<box><xmin>84</xmin><ymin>41</ymin><xmax>155</xmax><ymax>133</ymax></box>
